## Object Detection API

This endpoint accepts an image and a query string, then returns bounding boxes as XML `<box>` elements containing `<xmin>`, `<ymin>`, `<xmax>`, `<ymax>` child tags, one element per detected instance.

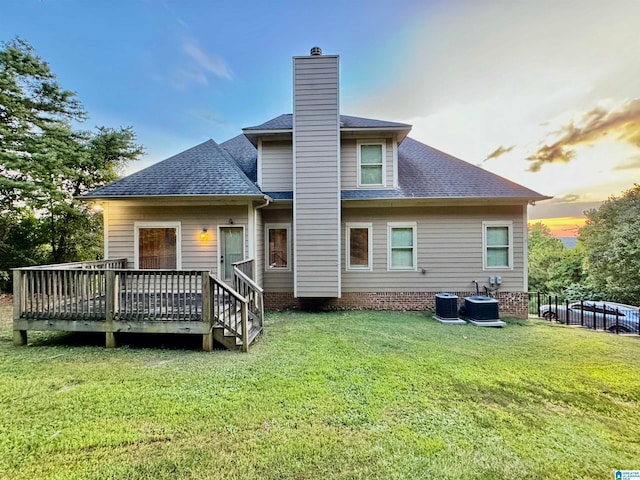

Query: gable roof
<box><xmin>84</xmin><ymin>118</ymin><xmax>546</xmax><ymax>203</ymax></box>
<box><xmin>243</xmin><ymin>113</ymin><xmax>411</xmax><ymax>131</ymax></box>
<box><xmin>84</xmin><ymin>139</ymin><xmax>262</xmax><ymax>199</ymax></box>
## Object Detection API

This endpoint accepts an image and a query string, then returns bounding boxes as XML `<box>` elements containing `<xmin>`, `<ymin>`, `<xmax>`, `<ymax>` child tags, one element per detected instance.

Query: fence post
<box><xmin>12</xmin><ymin>269</ymin><xmax>27</xmax><ymax>346</ymax></box>
<box><xmin>202</xmin><ymin>272</ymin><xmax>213</xmax><ymax>352</ymax></box>
<box><xmin>537</xmin><ymin>291</ymin><xmax>541</xmax><ymax>318</ymax></box>
<box><xmin>580</xmin><ymin>300</ymin><xmax>584</xmax><ymax>327</ymax></box>
<box><xmin>565</xmin><ymin>300</ymin><xmax>569</xmax><ymax>325</ymax></box>
<box><xmin>615</xmin><ymin>309</ymin><xmax>619</xmax><ymax>334</ymax></box>
<box><xmin>105</xmin><ymin>270</ymin><xmax>117</xmax><ymax>348</ymax></box>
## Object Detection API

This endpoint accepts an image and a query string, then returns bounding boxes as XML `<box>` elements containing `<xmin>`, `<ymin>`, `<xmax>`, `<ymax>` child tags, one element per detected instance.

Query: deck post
<box><xmin>201</xmin><ymin>272</ymin><xmax>213</xmax><ymax>352</ymax></box>
<box><xmin>105</xmin><ymin>270</ymin><xmax>117</xmax><ymax>348</ymax></box>
<box><xmin>241</xmin><ymin>302</ymin><xmax>249</xmax><ymax>353</ymax></box>
<box><xmin>12</xmin><ymin>269</ymin><xmax>27</xmax><ymax>346</ymax></box>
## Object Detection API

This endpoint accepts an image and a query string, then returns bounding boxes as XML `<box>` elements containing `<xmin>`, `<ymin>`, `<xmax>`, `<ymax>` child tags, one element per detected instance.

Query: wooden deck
<box><xmin>12</xmin><ymin>259</ymin><xmax>263</xmax><ymax>352</ymax></box>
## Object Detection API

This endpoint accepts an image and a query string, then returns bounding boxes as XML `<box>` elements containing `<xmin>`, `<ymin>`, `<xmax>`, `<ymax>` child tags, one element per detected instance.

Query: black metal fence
<box><xmin>528</xmin><ymin>292</ymin><xmax>640</xmax><ymax>336</ymax></box>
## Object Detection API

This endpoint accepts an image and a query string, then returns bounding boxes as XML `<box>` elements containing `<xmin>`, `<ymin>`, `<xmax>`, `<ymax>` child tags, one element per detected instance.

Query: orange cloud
<box><xmin>529</xmin><ymin>217</ymin><xmax>586</xmax><ymax>237</ymax></box>
<box><xmin>527</xmin><ymin>98</ymin><xmax>640</xmax><ymax>172</ymax></box>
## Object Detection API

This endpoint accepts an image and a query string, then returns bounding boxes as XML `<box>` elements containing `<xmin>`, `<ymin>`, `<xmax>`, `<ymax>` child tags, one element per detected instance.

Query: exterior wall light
<box><xmin>200</xmin><ymin>228</ymin><xmax>207</xmax><ymax>240</ymax></box>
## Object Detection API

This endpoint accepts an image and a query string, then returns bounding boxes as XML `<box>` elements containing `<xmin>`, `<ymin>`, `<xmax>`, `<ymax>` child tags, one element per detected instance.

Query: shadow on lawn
<box><xmin>28</xmin><ymin>331</ymin><xmax>222</xmax><ymax>351</ymax></box>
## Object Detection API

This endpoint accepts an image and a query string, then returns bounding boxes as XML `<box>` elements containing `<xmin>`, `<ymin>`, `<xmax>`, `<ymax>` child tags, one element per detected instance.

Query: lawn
<box><xmin>1</xmin><ymin>302</ymin><xmax>639</xmax><ymax>480</ymax></box>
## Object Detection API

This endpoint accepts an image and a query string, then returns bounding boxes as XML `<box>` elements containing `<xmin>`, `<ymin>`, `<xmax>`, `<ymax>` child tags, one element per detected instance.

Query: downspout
<box><xmin>256</xmin><ymin>195</ymin><xmax>271</xmax><ymax>211</ymax></box>
<box><xmin>253</xmin><ymin>195</ymin><xmax>271</xmax><ymax>282</ymax></box>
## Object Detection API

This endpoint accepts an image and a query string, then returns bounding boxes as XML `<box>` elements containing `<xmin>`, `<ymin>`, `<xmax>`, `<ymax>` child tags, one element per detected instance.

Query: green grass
<box><xmin>1</xmin><ymin>305</ymin><xmax>639</xmax><ymax>479</ymax></box>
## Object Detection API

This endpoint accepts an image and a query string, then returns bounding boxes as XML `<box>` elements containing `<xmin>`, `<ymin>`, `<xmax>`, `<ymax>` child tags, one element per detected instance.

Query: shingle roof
<box><xmin>220</xmin><ymin>134</ymin><xmax>257</xmax><ymax>182</ymax></box>
<box><xmin>85</xmin><ymin>122</ymin><xmax>546</xmax><ymax>202</ymax></box>
<box><xmin>84</xmin><ymin>139</ymin><xmax>262</xmax><ymax>198</ymax></box>
<box><xmin>243</xmin><ymin>114</ymin><xmax>411</xmax><ymax>131</ymax></box>
<box><xmin>395</xmin><ymin>137</ymin><xmax>546</xmax><ymax>199</ymax></box>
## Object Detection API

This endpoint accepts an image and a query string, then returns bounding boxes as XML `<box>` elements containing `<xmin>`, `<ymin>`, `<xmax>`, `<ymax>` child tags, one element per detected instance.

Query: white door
<box><xmin>220</xmin><ymin>227</ymin><xmax>244</xmax><ymax>282</ymax></box>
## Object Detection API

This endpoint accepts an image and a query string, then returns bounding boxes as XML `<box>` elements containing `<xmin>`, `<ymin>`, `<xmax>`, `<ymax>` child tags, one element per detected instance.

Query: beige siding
<box><xmin>262</xmin><ymin>208</ymin><xmax>294</xmax><ymax>292</ymax></box>
<box><xmin>341</xmin><ymin>137</ymin><xmax>395</xmax><ymax>189</ymax></box>
<box><xmin>341</xmin><ymin>205</ymin><xmax>526</xmax><ymax>293</ymax></box>
<box><xmin>105</xmin><ymin>202</ymin><xmax>249</xmax><ymax>277</ymax></box>
<box><xmin>293</xmin><ymin>54</ymin><xmax>341</xmax><ymax>297</ymax></box>
<box><xmin>261</xmin><ymin>140</ymin><xmax>293</xmax><ymax>192</ymax></box>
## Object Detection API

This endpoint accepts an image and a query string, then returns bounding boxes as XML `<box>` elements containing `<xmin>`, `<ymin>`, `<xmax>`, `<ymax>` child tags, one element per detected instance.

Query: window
<box><xmin>388</xmin><ymin>222</ymin><xmax>417</xmax><ymax>270</ymax></box>
<box><xmin>346</xmin><ymin>223</ymin><xmax>372</xmax><ymax>270</ymax></box>
<box><xmin>265</xmin><ymin>223</ymin><xmax>290</xmax><ymax>270</ymax></box>
<box><xmin>483</xmin><ymin>221</ymin><xmax>513</xmax><ymax>269</ymax></box>
<box><xmin>358</xmin><ymin>141</ymin><xmax>386</xmax><ymax>186</ymax></box>
<box><xmin>134</xmin><ymin>222</ymin><xmax>181</xmax><ymax>269</ymax></box>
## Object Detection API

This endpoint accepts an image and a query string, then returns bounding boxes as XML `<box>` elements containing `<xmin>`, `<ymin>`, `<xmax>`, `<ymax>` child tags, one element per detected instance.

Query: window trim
<box><xmin>134</xmin><ymin>221</ymin><xmax>182</xmax><ymax>270</ymax></box>
<box><xmin>482</xmin><ymin>221</ymin><xmax>513</xmax><ymax>270</ymax></box>
<box><xmin>264</xmin><ymin>223</ymin><xmax>291</xmax><ymax>272</ymax></box>
<box><xmin>357</xmin><ymin>140</ymin><xmax>386</xmax><ymax>187</ymax></box>
<box><xmin>387</xmin><ymin>222</ymin><xmax>417</xmax><ymax>271</ymax></box>
<box><xmin>345</xmin><ymin>222</ymin><xmax>373</xmax><ymax>271</ymax></box>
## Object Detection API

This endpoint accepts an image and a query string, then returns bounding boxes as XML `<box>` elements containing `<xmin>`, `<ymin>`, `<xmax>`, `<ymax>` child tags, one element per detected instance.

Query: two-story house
<box><xmin>85</xmin><ymin>48</ymin><xmax>548</xmax><ymax>317</ymax></box>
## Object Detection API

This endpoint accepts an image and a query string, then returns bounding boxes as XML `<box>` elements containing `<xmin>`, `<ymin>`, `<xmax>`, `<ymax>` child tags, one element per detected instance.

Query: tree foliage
<box><xmin>528</xmin><ymin>222</ymin><xmax>586</xmax><ymax>297</ymax></box>
<box><xmin>528</xmin><ymin>223</ymin><xmax>565</xmax><ymax>292</ymax></box>
<box><xmin>0</xmin><ymin>38</ymin><xmax>143</xmax><ymax>287</ymax></box>
<box><xmin>579</xmin><ymin>184</ymin><xmax>640</xmax><ymax>305</ymax></box>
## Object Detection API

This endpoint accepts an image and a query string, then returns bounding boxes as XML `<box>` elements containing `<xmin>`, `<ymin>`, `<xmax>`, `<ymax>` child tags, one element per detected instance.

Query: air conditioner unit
<box><xmin>464</xmin><ymin>296</ymin><xmax>505</xmax><ymax>327</ymax></box>
<box><xmin>433</xmin><ymin>293</ymin><xmax>465</xmax><ymax>324</ymax></box>
<box><xmin>435</xmin><ymin>293</ymin><xmax>458</xmax><ymax>319</ymax></box>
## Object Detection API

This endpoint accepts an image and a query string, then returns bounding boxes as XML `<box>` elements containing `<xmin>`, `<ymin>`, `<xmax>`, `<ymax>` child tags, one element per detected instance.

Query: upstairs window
<box><xmin>265</xmin><ymin>223</ymin><xmax>291</xmax><ymax>270</ymax></box>
<box><xmin>358</xmin><ymin>141</ymin><xmax>385</xmax><ymax>186</ymax></box>
<box><xmin>483</xmin><ymin>221</ymin><xmax>513</xmax><ymax>269</ymax></box>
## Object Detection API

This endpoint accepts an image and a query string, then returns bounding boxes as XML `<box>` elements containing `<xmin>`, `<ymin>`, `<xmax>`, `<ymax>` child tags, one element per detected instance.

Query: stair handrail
<box><xmin>208</xmin><ymin>273</ymin><xmax>248</xmax><ymax>347</ymax></box>
<box><xmin>233</xmin><ymin>266</ymin><xmax>264</xmax><ymax>330</ymax></box>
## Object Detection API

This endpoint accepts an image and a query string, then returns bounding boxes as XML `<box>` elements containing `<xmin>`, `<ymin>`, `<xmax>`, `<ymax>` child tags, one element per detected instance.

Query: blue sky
<box><xmin>3</xmin><ymin>0</ymin><xmax>640</xmax><ymax>234</ymax></box>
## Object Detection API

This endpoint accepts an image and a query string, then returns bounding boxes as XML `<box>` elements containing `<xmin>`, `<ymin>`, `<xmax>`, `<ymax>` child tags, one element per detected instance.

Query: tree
<box><xmin>0</xmin><ymin>38</ymin><xmax>143</xmax><ymax>278</ymax></box>
<box><xmin>579</xmin><ymin>184</ymin><xmax>640</xmax><ymax>305</ymax></box>
<box><xmin>528</xmin><ymin>223</ymin><xmax>567</xmax><ymax>292</ymax></box>
<box><xmin>0</xmin><ymin>38</ymin><xmax>84</xmax><ymax>211</ymax></box>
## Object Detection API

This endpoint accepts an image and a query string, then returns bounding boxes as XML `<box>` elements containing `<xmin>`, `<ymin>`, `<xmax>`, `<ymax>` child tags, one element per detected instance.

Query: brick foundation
<box><xmin>264</xmin><ymin>291</ymin><xmax>529</xmax><ymax>318</ymax></box>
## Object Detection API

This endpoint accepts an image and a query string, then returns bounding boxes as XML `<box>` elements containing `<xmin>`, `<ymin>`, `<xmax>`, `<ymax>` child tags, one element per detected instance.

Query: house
<box><xmin>82</xmin><ymin>47</ymin><xmax>548</xmax><ymax>317</ymax></box>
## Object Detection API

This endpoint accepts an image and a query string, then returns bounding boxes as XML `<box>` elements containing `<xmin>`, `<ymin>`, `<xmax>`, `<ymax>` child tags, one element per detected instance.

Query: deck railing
<box><xmin>13</xmin><ymin>258</ymin><xmax>263</xmax><ymax>351</ymax></box>
<box><xmin>208</xmin><ymin>274</ymin><xmax>250</xmax><ymax>352</ymax></box>
<box><xmin>15</xmin><ymin>259</ymin><xmax>128</xmax><ymax>321</ymax></box>
<box><xmin>233</xmin><ymin>265</ymin><xmax>264</xmax><ymax>332</ymax></box>
<box><xmin>25</xmin><ymin>259</ymin><xmax>128</xmax><ymax>270</ymax></box>
<box><xmin>116</xmin><ymin>270</ymin><xmax>203</xmax><ymax>321</ymax></box>
<box><xmin>232</xmin><ymin>259</ymin><xmax>255</xmax><ymax>281</ymax></box>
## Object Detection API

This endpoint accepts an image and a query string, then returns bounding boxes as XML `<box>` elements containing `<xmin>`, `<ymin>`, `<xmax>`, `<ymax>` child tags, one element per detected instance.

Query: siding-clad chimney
<box><xmin>293</xmin><ymin>48</ymin><xmax>341</xmax><ymax>298</ymax></box>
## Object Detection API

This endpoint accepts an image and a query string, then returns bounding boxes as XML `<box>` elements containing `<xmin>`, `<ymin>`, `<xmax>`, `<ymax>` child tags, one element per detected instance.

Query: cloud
<box><xmin>526</xmin><ymin>98</ymin><xmax>640</xmax><ymax>172</ymax></box>
<box><xmin>182</xmin><ymin>36</ymin><xmax>232</xmax><ymax>81</ymax></box>
<box><xmin>169</xmin><ymin>35</ymin><xmax>233</xmax><ymax>90</ymax></box>
<box><xmin>484</xmin><ymin>145</ymin><xmax>514</xmax><ymax>162</ymax></box>
<box><xmin>613</xmin><ymin>154</ymin><xmax>640</xmax><ymax>171</ymax></box>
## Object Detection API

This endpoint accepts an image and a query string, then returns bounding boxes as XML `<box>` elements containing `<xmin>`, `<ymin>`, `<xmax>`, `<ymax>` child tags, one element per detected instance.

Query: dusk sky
<box><xmin>3</xmin><ymin>0</ymin><xmax>640</xmax><ymax>237</ymax></box>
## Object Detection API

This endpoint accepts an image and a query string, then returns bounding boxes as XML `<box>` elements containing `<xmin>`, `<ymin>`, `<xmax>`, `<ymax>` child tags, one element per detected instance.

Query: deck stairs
<box><xmin>208</xmin><ymin>266</ymin><xmax>264</xmax><ymax>351</ymax></box>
